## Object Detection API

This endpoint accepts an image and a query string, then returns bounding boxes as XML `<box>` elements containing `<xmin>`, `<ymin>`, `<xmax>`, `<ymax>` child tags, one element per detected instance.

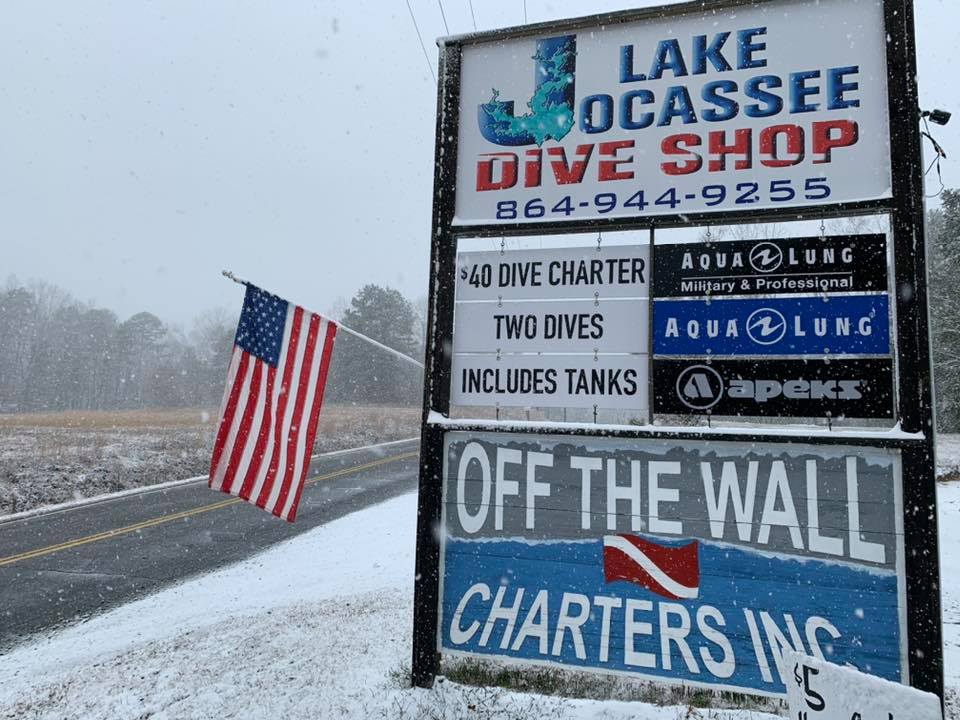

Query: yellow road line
<box><xmin>0</xmin><ymin>450</ymin><xmax>418</xmax><ymax>568</ymax></box>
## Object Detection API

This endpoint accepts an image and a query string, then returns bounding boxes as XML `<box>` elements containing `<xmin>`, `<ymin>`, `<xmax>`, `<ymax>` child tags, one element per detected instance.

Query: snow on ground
<box><xmin>2</xmin><ymin>481</ymin><xmax>959</xmax><ymax>719</ymax></box>
<box><xmin>940</xmin><ymin>434</ymin><xmax>960</xmax><ymax>481</ymax></box>
<box><xmin>939</xmin><ymin>482</ymin><xmax>960</xmax><ymax>693</ymax></box>
<box><xmin>0</xmin><ymin>492</ymin><xmax>777</xmax><ymax>720</ymax></box>
<box><xmin>0</xmin><ymin>405</ymin><xmax>420</xmax><ymax>516</ymax></box>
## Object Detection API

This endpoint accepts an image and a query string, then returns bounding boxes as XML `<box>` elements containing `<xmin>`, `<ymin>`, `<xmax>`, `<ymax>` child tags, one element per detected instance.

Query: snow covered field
<box><xmin>2</xmin><ymin>475</ymin><xmax>959</xmax><ymax>719</ymax></box>
<box><xmin>0</xmin><ymin>406</ymin><xmax>420</xmax><ymax>516</ymax></box>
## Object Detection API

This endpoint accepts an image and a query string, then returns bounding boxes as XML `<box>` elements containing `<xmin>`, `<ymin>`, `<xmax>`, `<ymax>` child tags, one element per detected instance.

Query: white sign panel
<box><xmin>453</xmin><ymin>0</ymin><xmax>891</xmax><ymax>225</ymax></box>
<box><xmin>456</xmin><ymin>245</ymin><xmax>650</xmax><ymax>301</ymax></box>
<box><xmin>451</xmin><ymin>353</ymin><xmax>649</xmax><ymax>410</ymax></box>
<box><xmin>453</xmin><ymin>298</ymin><xmax>648</xmax><ymax>354</ymax></box>
<box><xmin>781</xmin><ymin>651</ymin><xmax>941</xmax><ymax>720</ymax></box>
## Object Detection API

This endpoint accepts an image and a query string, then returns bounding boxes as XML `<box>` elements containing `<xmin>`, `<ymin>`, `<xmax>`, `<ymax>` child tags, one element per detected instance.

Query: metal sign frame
<box><xmin>412</xmin><ymin>0</ymin><xmax>942</xmax><ymax>701</ymax></box>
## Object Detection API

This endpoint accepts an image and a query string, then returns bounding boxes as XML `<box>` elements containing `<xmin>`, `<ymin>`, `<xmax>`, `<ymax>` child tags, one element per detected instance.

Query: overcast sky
<box><xmin>2</xmin><ymin>0</ymin><xmax>957</xmax><ymax>327</ymax></box>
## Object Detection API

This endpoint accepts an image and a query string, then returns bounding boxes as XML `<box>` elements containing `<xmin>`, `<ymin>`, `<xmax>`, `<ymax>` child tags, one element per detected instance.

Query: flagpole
<box><xmin>221</xmin><ymin>270</ymin><xmax>425</xmax><ymax>370</ymax></box>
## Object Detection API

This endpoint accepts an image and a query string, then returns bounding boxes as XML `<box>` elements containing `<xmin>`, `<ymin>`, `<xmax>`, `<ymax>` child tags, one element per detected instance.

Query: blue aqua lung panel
<box><xmin>438</xmin><ymin>433</ymin><xmax>905</xmax><ymax>697</ymax></box>
<box><xmin>652</xmin><ymin>295</ymin><xmax>891</xmax><ymax>357</ymax></box>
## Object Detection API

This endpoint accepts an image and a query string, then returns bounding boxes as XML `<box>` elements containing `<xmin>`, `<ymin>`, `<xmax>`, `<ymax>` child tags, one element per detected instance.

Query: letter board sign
<box><xmin>452</xmin><ymin>244</ymin><xmax>649</xmax><ymax>411</ymax></box>
<box><xmin>456</xmin><ymin>245</ymin><xmax>649</xmax><ymax>301</ymax></box>
<box><xmin>452</xmin><ymin>0</ymin><xmax>891</xmax><ymax>226</ymax></box>
<box><xmin>452</xmin><ymin>354</ymin><xmax>650</xmax><ymax>411</ymax></box>
<box><xmin>455</xmin><ymin>299</ymin><xmax>647</xmax><ymax>354</ymax></box>
<box><xmin>439</xmin><ymin>432</ymin><xmax>905</xmax><ymax>697</ymax></box>
<box><xmin>652</xmin><ymin>234</ymin><xmax>888</xmax><ymax>298</ymax></box>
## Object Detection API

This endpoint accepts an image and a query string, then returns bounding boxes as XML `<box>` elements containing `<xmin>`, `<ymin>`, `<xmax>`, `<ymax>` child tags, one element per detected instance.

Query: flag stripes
<box><xmin>209</xmin><ymin>287</ymin><xmax>337</xmax><ymax>521</ymax></box>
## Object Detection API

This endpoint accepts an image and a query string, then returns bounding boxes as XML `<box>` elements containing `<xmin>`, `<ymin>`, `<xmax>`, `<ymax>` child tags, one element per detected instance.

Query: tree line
<box><xmin>0</xmin><ymin>281</ymin><xmax>424</xmax><ymax>413</ymax></box>
<box><xmin>3</xmin><ymin>198</ymin><xmax>960</xmax><ymax>428</ymax></box>
<box><xmin>928</xmin><ymin>189</ymin><xmax>960</xmax><ymax>432</ymax></box>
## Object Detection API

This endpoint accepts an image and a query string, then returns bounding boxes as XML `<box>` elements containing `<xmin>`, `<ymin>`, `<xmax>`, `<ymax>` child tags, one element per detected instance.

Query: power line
<box><xmin>436</xmin><ymin>0</ymin><xmax>450</xmax><ymax>35</ymax></box>
<box><xmin>404</xmin><ymin>0</ymin><xmax>437</xmax><ymax>85</ymax></box>
<box><xmin>467</xmin><ymin>0</ymin><xmax>477</xmax><ymax>31</ymax></box>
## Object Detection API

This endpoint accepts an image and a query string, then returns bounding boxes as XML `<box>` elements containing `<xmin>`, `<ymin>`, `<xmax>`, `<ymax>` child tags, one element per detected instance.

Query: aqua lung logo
<box><xmin>746</xmin><ymin>308</ymin><xmax>787</xmax><ymax>345</ymax></box>
<box><xmin>676</xmin><ymin>365</ymin><xmax>723</xmax><ymax>410</ymax></box>
<box><xmin>748</xmin><ymin>242</ymin><xmax>783</xmax><ymax>273</ymax></box>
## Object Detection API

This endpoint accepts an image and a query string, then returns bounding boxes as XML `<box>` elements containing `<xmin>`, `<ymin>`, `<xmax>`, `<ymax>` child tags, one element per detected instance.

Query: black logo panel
<box><xmin>653</xmin><ymin>358</ymin><xmax>894</xmax><ymax>419</ymax></box>
<box><xmin>653</xmin><ymin>234</ymin><xmax>888</xmax><ymax>298</ymax></box>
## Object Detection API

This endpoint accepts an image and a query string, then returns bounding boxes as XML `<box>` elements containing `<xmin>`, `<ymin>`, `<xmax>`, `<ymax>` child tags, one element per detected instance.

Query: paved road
<box><xmin>0</xmin><ymin>439</ymin><xmax>419</xmax><ymax>650</ymax></box>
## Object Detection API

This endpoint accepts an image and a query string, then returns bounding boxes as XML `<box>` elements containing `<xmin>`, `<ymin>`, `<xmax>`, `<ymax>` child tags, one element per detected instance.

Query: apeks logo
<box><xmin>674</xmin><ymin>364</ymin><xmax>866</xmax><ymax>410</ymax></box>
<box><xmin>655</xmin><ymin>358</ymin><xmax>894</xmax><ymax>419</ymax></box>
<box><xmin>478</xmin><ymin>35</ymin><xmax>577</xmax><ymax>147</ymax></box>
<box><xmin>675</xmin><ymin>365</ymin><xmax>724</xmax><ymax>410</ymax></box>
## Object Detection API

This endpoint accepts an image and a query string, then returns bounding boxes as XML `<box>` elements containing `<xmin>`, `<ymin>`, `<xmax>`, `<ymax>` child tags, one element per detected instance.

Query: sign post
<box><xmin>413</xmin><ymin>0</ymin><xmax>942</xmax><ymax>703</ymax></box>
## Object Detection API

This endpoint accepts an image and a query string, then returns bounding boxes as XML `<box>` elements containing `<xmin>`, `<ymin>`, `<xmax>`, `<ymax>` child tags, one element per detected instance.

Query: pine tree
<box><xmin>328</xmin><ymin>285</ymin><xmax>423</xmax><ymax>406</ymax></box>
<box><xmin>929</xmin><ymin>189</ymin><xmax>960</xmax><ymax>431</ymax></box>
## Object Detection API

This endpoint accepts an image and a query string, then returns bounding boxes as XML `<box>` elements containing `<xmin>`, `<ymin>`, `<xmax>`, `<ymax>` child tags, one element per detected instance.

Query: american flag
<box><xmin>209</xmin><ymin>284</ymin><xmax>337</xmax><ymax>522</ymax></box>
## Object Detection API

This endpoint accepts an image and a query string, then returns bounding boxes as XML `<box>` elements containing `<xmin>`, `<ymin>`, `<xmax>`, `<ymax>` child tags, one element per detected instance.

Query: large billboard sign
<box><xmin>440</xmin><ymin>432</ymin><xmax>905</xmax><ymax>696</ymax></box>
<box><xmin>415</xmin><ymin>0</ymin><xmax>941</xmax><ymax>705</ymax></box>
<box><xmin>453</xmin><ymin>0</ymin><xmax>891</xmax><ymax>226</ymax></box>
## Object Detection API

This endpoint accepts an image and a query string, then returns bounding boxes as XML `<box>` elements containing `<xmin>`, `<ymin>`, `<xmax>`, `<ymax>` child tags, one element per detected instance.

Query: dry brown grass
<box><xmin>315</xmin><ymin>405</ymin><xmax>420</xmax><ymax>438</ymax></box>
<box><xmin>0</xmin><ymin>405</ymin><xmax>420</xmax><ymax>432</ymax></box>
<box><xmin>0</xmin><ymin>404</ymin><xmax>421</xmax><ymax>515</ymax></box>
<box><xmin>0</xmin><ymin>408</ymin><xmax>216</xmax><ymax>430</ymax></box>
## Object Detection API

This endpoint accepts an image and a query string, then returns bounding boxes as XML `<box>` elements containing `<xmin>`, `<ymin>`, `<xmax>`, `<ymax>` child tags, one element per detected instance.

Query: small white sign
<box><xmin>456</xmin><ymin>245</ymin><xmax>650</xmax><ymax>302</ymax></box>
<box><xmin>453</xmin><ymin>298</ymin><xmax>648</xmax><ymax>355</ymax></box>
<box><xmin>451</xmin><ymin>353</ymin><xmax>649</xmax><ymax>411</ymax></box>
<box><xmin>781</xmin><ymin>651</ymin><xmax>941</xmax><ymax>720</ymax></box>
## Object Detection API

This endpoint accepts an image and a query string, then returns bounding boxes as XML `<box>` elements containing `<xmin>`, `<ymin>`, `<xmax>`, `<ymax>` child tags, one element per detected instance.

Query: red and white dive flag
<box><xmin>209</xmin><ymin>283</ymin><xmax>337</xmax><ymax>522</ymax></box>
<box><xmin>603</xmin><ymin>534</ymin><xmax>700</xmax><ymax>600</ymax></box>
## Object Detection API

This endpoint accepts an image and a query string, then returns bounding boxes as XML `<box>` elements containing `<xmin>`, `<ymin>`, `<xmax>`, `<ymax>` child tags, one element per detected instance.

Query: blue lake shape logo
<box><xmin>478</xmin><ymin>35</ymin><xmax>577</xmax><ymax>147</ymax></box>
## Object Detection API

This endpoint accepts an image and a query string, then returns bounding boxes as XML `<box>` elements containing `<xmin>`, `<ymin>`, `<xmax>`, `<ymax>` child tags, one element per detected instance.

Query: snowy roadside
<box><xmin>940</xmin><ymin>434</ymin><xmax>960</xmax><ymax>481</ymax></box>
<box><xmin>2</xmin><ymin>488</ymin><xmax>958</xmax><ymax>719</ymax></box>
<box><xmin>0</xmin><ymin>491</ymin><xmax>779</xmax><ymax>720</ymax></box>
<box><xmin>0</xmin><ymin>405</ymin><xmax>420</xmax><ymax>516</ymax></box>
